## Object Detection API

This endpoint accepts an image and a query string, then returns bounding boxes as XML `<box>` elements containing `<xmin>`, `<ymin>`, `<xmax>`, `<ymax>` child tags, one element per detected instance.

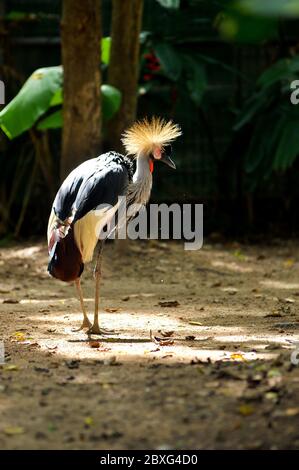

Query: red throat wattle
<box><xmin>149</xmin><ymin>159</ymin><xmax>154</xmax><ymax>173</ymax></box>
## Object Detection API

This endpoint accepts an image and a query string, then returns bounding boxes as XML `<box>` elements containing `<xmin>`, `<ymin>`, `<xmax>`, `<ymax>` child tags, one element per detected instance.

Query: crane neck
<box><xmin>128</xmin><ymin>154</ymin><xmax>153</xmax><ymax>207</ymax></box>
<box><xmin>133</xmin><ymin>154</ymin><xmax>151</xmax><ymax>183</ymax></box>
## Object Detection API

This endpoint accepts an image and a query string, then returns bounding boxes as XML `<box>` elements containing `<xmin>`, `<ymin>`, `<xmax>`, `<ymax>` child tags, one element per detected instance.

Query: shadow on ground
<box><xmin>0</xmin><ymin>239</ymin><xmax>299</xmax><ymax>449</ymax></box>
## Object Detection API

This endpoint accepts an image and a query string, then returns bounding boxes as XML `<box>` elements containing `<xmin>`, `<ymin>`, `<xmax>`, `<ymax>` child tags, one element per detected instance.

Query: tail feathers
<box><xmin>48</xmin><ymin>225</ymin><xmax>84</xmax><ymax>282</ymax></box>
<box><xmin>47</xmin><ymin>208</ymin><xmax>83</xmax><ymax>282</ymax></box>
<box><xmin>121</xmin><ymin>117</ymin><xmax>181</xmax><ymax>157</ymax></box>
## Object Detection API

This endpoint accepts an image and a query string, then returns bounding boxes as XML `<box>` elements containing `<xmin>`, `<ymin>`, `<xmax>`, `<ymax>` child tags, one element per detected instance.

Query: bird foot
<box><xmin>72</xmin><ymin>318</ymin><xmax>92</xmax><ymax>332</ymax></box>
<box><xmin>87</xmin><ymin>325</ymin><xmax>115</xmax><ymax>336</ymax></box>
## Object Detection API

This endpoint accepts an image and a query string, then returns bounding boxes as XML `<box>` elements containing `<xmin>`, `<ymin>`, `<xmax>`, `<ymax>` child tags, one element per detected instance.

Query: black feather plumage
<box><xmin>53</xmin><ymin>152</ymin><xmax>134</xmax><ymax>223</ymax></box>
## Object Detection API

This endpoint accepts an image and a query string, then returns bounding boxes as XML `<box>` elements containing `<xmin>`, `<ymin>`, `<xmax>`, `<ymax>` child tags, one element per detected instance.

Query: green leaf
<box><xmin>245</xmin><ymin>112</ymin><xmax>284</xmax><ymax>174</ymax></box>
<box><xmin>5</xmin><ymin>11</ymin><xmax>37</xmax><ymax>21</ymax></box>
<box><xmin>101</xmin><ymin>84</ymin><xmax>122</xmax><ymax>121</ymax></box>
<box><xmin>101</xmin><ymin>37</ymin><xmax>111</xmax><ymax>65</ymax></box>
<box><xmin>0</xmin><ymin>66</ymin><xmax>121</xmax><ymax>137</ymax></box>
<box><xmin>234</xmin><ymin>89</ymin><xmax>273</xmax><ymax>130</ymax></box>
<box><xmin>37</xmin><ymin>110</ymin><xmax>62</xmax><ymax>131</ymax></box>
<box><xmin>49</xmin><ymin>88</ymin><xmax>63</xmax><ymax>107</ymax></box>
<box><xmin>37</xmin><ymin>85</ymin><xmax>121</xmax><ymax>130</ymax></box>
<box><xmin>273</xmin><ymin>119</ymin><xmax>299</xmax><ymax>170</ymax></box>
<box><xmin>235</xmin><ymin>54</ymin><xmax>299</xmax><ymax>131</ymax></box>
<box><xmin>154</xmin><ymin>43</ymin><xmax>182</xmax><ymax>81</ymax></box>
<box><xmin>236</xmin><ymin>0</ymin><xmax>299</xmax><ymax>18</ymax></box>
<box><xmin>216</xmin><ymin>10</ymin><xmax>277</xmax><ymax>44</ymax></box>
<box><xmin>258</xmin><ymin>56</ymin><xmax>299</xmax><ymax>88</ymax></box>
<box><xmin>0</xmin><ymin>66</ymin><xmax>62</xmax><ymax>139</ymax></box>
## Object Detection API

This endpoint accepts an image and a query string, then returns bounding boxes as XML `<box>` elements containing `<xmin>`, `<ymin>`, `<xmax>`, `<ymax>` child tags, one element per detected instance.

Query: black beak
<box><xmin>162</xmin><ymin>154</ymin><xmax>176</xmax><ymax>169</ymax></box>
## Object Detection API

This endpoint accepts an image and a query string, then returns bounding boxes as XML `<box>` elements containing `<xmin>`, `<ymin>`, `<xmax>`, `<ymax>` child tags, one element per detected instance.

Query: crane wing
<box><xmin>73</xmin><ymin>164</ymin><xmax>129</xmax><ymax>223</ymax></box>
<box><xmin>52</xmin><ymin>153</ymin><xmax>130</xmax><ymax>223</ymax></box>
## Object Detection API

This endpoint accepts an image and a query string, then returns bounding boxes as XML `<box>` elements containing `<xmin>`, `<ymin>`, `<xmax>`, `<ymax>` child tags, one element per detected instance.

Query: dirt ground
<box><xmin>1</xmin><ymin>238</ymin><xmax>299</xmax><ymax>450</ymax></box>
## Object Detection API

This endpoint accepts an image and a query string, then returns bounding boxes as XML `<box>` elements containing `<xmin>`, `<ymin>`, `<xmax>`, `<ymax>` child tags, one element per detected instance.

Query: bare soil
<box><xmin>1</xmin><ymin>238</ymin><xmax>299</xmax><ymax>450</ymax></box>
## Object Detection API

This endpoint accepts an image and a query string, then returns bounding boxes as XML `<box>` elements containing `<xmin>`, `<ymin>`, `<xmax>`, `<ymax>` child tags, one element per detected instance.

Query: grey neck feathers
<box><xmin>127</xmin><ymin>155</ymin><xmax>153</xmax><ymax>207</ymax></box>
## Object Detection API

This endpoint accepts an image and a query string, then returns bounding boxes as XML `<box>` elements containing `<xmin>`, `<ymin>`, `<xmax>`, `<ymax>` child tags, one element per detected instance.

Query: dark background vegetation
<box><xmin>1</xmin><ymin>0</ymin><xmax>299</xmax><ymax>238</ymax></box>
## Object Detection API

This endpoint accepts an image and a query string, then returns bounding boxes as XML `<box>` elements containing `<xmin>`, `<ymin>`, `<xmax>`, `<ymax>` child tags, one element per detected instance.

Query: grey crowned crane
<box><xmin>47</xmin><ymin>117</ymin><xmax>182</xmax><ymax>335</ymax></box>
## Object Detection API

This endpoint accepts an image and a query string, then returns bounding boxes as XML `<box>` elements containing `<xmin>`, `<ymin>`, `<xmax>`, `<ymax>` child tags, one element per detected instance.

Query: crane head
<box><xmin>152</xmin><ymin>144</ymin><xmax>176</xmax><ymax>169</ymax></box>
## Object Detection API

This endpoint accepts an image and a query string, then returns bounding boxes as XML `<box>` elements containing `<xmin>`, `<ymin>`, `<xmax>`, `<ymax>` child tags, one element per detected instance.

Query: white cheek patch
<box><xmin>153</xmin><ymin>147</ymin><xmax>162</xmax><ymax>159</ymax></box>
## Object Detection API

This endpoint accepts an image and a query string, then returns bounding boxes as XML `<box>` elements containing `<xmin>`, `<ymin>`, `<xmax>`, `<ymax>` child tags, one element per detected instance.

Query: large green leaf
<box><xmin>243</xmin><ymin>104</ymin><xmax>299</xmax><ymax>189</ymax></box>
<box><xmin>49</xmin><ymin>88</ymin><xmax>63</xmax><ymax>107</ymax></box>
<box><xmin>0</xmin><ymin>65</ymin><xmax>121</xmax><ymax>137</ymax></box>
<box><xmin>36</xmin><ymin>110</ymin><xmax>62</xmax><ymax>131</ymax></box>
<box><xmin>101</xmin><ymin>84</ymin><xmax>121</xmax><ymax>120</ymax></box>
<box><xmin>234</xmin><ymin>55</ymin><xmax>299</xmax><ymax>131</ymax></box>
<box><xmin>37</xmin><ymin>84</ymin><xmax>121</xmax><ymax>131</ymax></box>
<box><xmin>0</xmin><ymin>66</ymin><xmax>62</xmax><ymax>139</ymax></box>
<box><xmin>34</xmin><ymin>79</ymin><xmax>121</xmax><ymax>121</ymax></box>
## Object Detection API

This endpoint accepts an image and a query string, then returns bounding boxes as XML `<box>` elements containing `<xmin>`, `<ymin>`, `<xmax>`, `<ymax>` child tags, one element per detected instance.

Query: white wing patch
<box><xmin>74</xmin><ymin>203</ymin><xmax>119</xmax><ymax>263</ymax></box>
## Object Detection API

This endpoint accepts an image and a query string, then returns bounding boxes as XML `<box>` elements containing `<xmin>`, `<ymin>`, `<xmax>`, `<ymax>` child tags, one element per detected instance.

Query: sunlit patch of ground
<box><xmin>1</xmin><ymin>239</ymin><xmax>299</xmax><ymax>449</ymax></box>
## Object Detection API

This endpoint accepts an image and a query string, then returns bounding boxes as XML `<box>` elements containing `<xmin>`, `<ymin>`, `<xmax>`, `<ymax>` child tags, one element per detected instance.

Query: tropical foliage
<box><xmin>234</xmin><ymin>56</ymin><xmax>299</xmax><ymax>189</ymax></box>
<box><xmin>2</xmin><ymin>0</ymin><xmax>299</xmax><ymax>236</ymax></box>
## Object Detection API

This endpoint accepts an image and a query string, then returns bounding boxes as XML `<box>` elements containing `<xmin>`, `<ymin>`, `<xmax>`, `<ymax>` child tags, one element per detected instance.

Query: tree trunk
<box><xmin>61</xmin><ymin>0</ymin><xmax>102</xmax><ymax>180</ymax></box>
<box><xmin>107</xmin><ymin>0</ymin><xmax>143</xmax><ymax>152</ymax></box>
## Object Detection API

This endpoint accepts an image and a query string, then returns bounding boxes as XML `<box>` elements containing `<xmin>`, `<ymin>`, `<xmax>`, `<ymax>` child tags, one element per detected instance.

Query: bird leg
<box><xmin>72</xmin><ymin>278</ymin><xmax>92</xmax><ymax>331</ymax></box>
<box><xmin>87</xmin><ymin>242</ymin><xmax>114</xmax><ymax>336</ymax></box>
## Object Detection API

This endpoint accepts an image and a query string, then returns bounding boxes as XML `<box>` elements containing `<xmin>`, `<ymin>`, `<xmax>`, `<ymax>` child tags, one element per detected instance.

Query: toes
<box><xmin>72</xmin><ymin>322</ymin><xmax>92</xmax><ymax>332</ymax></box>
<box><xmin>87</xmin><ymin>327</ymin><xmax>115</xmax><ymax>336</ymax></box>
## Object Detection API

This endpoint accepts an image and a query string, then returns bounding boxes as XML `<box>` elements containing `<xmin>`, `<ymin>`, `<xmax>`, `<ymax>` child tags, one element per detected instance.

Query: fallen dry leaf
<box><xmin>84</xmin><ymin>417</ymin><xmax>94</xmax><ymax>427</ymax></box>
<box><xmin>158</xmin><ymin>300</ymin><xmax>180</xmax><ymax>308</ymax></box>
<box><xmin>265</xmin><ymin>392</ymin><xmax>278</xmax><ymax>402</ymax></box>
<box><xmin>89</xmin><ymin>341</ymin><xmax>100</xmax><ymax>349</ymax></box>
<box><xmin>3</xmin><ymin>426</ymin><xmax>25</xmax><ymax>435</ymax></box>
<box><xmin>222</xmin><ymin>287</ymin><xmax>238</xmax><ymax>295</ymax></box>
<box><xmin>231</xmin><ymin>353</ymin><xmax>247</xmax><ymax>362</ymax></box>
<box><xmin>284</xmin><ymin>408</ymin><xmax>299</xmax><ymax>417</ymax></box>
<box><xmin>284</xmin><ymin>298</ymin><xmax>295</xmax><ymax>304</ymax></box>
<box><xmin>283</xmin><ymin>259</ymin><xmax>295</xmax><ymax>268</ymax></box>
<box><xmin>265</xmin><ymin>343</ymin><xmax>281</xmax><ymax>350</ymax></box>
<box><xmin>239</xmin><ymin>404</ymin><xmax>255</xmax><ymax>416</ymax></box>
<box><xmin>12</xmin><ymin>332</ymin><xmax>26</xmax><ymax>342</ymax></box>
<box><xmin>3</xmin><ymin>364</ymin><xmax>19</xmax><ymax>371</ymax></box>
<box><xmin>150</xmin><ymin>330</ymin><xmax>174</xmax><ymax>346</ymax></box>
<box><xmin>197</xmin><ymin>336</ymin><xmax>213</xmax><ymax>342</ymax></box>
